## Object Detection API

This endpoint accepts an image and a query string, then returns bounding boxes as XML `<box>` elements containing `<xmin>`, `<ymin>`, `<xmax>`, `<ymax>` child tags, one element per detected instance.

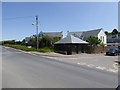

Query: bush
<box><xmin>23</xmin><ymin>35</ymin><xmax>61</xmax><ymax>48</ymax></box>
<box><xmin>37</xmin><ymin>47</ymin><xmax>54</xmax><ymax>53</ymax></box>
<box><xmin>86</xmin><ymin>36</ymin><xmax>101</xmax><ymax>46</ymax></box>
<box><xmin>0</xmin><ymin>42</ymin><xmax>2</xmax><ymax>45</ymax></box>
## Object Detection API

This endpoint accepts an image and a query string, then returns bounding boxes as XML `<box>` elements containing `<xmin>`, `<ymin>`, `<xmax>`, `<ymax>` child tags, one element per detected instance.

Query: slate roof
<box><xmin>55</xmin><ymin>35</ymin><xmax>88</xmax><ymax>44</ymax></box>
<box><xmin>107</xmin><ymin>34</ymin><xmax>120</xmax><ymax>43</ymax></box>
<box><xmin>67</xmin><ymin>32</ymin><xmax>83</xmax><ymax>39</ymax></box>
<box><xmin>82</xmin><ymin>29</ymin><xmax>101</xmax><ymax>38</ymax></box>
<box><xmin>68</xmin><ymin>28</ymin><xmax>102</xmax><ymax>40</ymax></box>
<box><xmin>39</xmin><ymin>31</ymin><xmax>63</xmax><ymax>38</ymax></box>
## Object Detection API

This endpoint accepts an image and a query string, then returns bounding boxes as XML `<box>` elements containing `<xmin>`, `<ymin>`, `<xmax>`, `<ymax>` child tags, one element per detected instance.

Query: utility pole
<box><xmin>36</xmin><ymin>16</ymin><xmax>39</xmax><ymax>50</ymax></box>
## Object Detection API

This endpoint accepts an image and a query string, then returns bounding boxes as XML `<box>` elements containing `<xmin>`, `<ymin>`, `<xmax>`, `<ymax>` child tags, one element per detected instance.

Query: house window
<box><xmin>103</xmin><ymin>36</ymin><xmax>104</xmax><ymax>42</ymax></box>
<box><xmin>100</xmin><ymin>36</ymin><xmax>102</xmax><ymax>41</ymax></box>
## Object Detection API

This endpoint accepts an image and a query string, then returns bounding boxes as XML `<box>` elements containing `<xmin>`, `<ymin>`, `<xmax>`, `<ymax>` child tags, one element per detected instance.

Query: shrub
<box><xmin>86</xmin><ymin>36</ymin><xmax>101</xmax><ymax>46</ymax></box>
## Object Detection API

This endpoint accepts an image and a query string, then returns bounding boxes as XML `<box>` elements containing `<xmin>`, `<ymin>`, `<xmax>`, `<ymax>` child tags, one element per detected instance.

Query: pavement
<box><xmin>2</xmin><ymin>46</ymin><xmax>118</xmax><ymax>88</ymax></box>
<box><xmin>30</xmin><ymin>51</ymin><xmax>118</xmax><ymax>73</ymax></box>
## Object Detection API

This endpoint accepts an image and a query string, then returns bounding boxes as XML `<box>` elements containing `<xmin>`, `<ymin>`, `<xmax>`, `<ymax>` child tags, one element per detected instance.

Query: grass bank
<box><xmin>2</xmin><ymin>44</ymin><xmax>54</xmax><ymax>53</ymax></box>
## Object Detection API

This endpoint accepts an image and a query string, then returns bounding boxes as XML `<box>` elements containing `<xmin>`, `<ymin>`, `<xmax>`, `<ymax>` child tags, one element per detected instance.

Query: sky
<box><xmin>2</xmin><ymin>2</ymin><xmax>118</xmax><ymax>41</ymax></box>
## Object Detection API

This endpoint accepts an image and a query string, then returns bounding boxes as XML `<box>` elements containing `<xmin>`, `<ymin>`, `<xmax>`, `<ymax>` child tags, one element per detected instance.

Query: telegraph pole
<box><xmin>36</xmin><ymin>16</ymin><xmax>39</xmax><ymax>50</ymax></box>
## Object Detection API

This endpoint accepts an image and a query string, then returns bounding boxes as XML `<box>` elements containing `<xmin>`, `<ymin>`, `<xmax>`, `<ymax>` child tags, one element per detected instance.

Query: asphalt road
<box><xmin>2</xmin><ymin>46</ymin><xmax>118</xmax><ymax>88</ymax></box>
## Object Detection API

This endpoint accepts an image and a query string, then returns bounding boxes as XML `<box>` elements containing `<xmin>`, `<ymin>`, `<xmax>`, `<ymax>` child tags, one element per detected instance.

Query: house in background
<box><xmin>38</xmin><ymin>31</ymin><xmax>63</xmax><ymax>39</ymax></box>
<box><xmin>107</xmin><ymin>34</ymin><xmax>120</xmax><ymax>46</ymax></box>
<box><xmin>25</xmin><ymin>31</ymin><xmax>63</xmax><ymax>39</ymax></box>
<box><xmin>67</xmin><ymin>28</ymin><xmax>107</xmax><ymax>46</ymax></box>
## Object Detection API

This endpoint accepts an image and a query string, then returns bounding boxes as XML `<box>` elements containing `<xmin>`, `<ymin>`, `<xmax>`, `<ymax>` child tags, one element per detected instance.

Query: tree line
<box><xmin>1</xmin><ymin>35</ymin><xmax>61</xmax><ymax>49</ymax></box>
<box><xmin>22</xmin><ymin>35</ymin><xmax>61</xmax><ymax>48</ymax></box>
<box><xmin>105</xmin><ymin>29</ymin><xmax>119</xmax><ymax>35</ymax></box>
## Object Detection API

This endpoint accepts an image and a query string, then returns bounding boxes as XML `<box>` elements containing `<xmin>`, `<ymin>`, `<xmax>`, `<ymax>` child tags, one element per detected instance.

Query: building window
<box><xmin>103</xmin><ymin>36</ymin><xmax>104</xmax><ymax>42</ymax></box>
<box><xmin>100</xmin><ymin>36</ymin><xmax>102</xmax><ymax>41</ymax></box>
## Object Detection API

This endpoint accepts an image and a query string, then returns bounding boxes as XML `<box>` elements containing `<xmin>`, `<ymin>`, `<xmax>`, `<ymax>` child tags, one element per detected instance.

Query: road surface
<box><xmin>2</xmin><ymin>46</ymin><xmax>118</xmax><ymax>88</ymax></box>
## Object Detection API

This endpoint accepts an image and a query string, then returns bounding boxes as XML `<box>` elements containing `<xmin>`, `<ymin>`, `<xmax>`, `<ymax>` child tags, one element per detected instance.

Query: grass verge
<box><xmin>2</xmin><ymin>44</ymin><xmax>54</xmax><ymax>53</ymax></box>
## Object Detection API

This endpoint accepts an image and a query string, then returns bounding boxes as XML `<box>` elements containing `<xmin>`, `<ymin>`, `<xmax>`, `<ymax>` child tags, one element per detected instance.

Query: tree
<box><xmin>22</xmin><ymin>35</ymin><xmax>61</xmax><ymax>48</ymax></box>
<box><xmin>86</xmin><ymin>36</ymin><xmax>101</xmax><ymax>46</ymax></box>
<box><xmin>22</xmin><ymin>39</ymin><xmax>25</xmax><ymax>42</ymax></box>
<box><xmin>27</xmin><ymin>38</ymin><xmax>36</xmax><ymax>47</ymax></box>
<box><xmin>112</xmin><ymin>29</ymin><xmax>118</xmax><ymax>35</ymax></box>
<box><xmin>29</xmin><ymin>38</ymin><xmax>36</xmax><ymax>42</ymax></box>
<box><xmin>105</xmin><ymin>31</ymin><xmax>108</xmax><ymax>35</ymax></box>
<box><xmin>41</xmin><ymin>35</ymin><xmax>52</xmax><ymax>47</ymax></box>
<box><xmin>99</xmin><ymin>42</ymin><xmax>105</xmax><ymax>47</ymax></box>
<box><xmin>52</xmin><ymin>37</ymin><xmax>61</xmax><ymax>44</ymax></box>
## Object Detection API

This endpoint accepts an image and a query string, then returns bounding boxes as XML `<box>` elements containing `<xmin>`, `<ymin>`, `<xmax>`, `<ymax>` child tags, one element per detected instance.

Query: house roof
<box><xmin>107</xmin><ymin>34</ymin><xmax>120</xmax><ymax>43</ymax></box>
<box><xmin>55</xmin><ymin>35</ymin><xmax>88</xmax><ymax>44</ymax></box>
<box><xmin>82</xmin><ymin>29</ymin><xmax>102</xmax><ymax>38</ymax></box>
<box><xmin>67</xmin><ymin>32</ymin><xmax>83</xmax><ymax>39</ymax></box>
<box><xmin>43</xmin><ymin>32</ymin><xmax>63</xmax><ymax>37</ymax></box>
<box><xmin>68</xmin><ymin>28</ymin><xmax>102</xmax><ymax>40</ymax></box>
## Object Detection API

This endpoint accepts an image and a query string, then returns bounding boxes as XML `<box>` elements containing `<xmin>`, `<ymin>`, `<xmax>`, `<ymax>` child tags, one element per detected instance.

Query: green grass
<box><xmin>0</xmin><ymin>42</ymin><xmax>2</xmax><ymax>45</ymax></box>
<box><xmin>37</xmin><ymin>47</ymin><xmax>54</xmax><ymax>53</ymax></box>
<box><xmin>2</xmin><ymin>44</ymin><xmax>53</xmax><ymax>53</ymax></box>
<box><xmin>3</xmin><ymin>44</ymin><xmax>36</xmax><ymax>51</ymax></box>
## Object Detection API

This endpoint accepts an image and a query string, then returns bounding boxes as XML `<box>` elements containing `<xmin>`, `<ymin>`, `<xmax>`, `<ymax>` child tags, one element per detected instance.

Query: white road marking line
<box><xmin>107</xmin><ymin>69</ymin><xmax>118</xmax><ymax>73</ymax></box>
<box><xmin>96</xmin><ymin>66</ymin><xmax>106</xmax><ymax>70</ymax></box>
<box><xmin>87</xmin><ymin>64</ymin><xmax>95</xmax><ymax>67</ymax></box>
<box><xmin>44</xmin><ymin>56</ymin><xmax>53</xmax><ymax>58</ymax></box>
<box><xmin>77</xmin><ymin>62</ymin><xmax>87</xmax><ymax>65</ymax></box>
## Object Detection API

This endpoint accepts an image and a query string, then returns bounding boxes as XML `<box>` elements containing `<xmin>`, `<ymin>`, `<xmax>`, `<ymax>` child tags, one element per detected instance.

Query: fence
<box><xmin>84</xmin><ymin>46</ymin><xmax>105</xmax><ymax>54</ymax></box>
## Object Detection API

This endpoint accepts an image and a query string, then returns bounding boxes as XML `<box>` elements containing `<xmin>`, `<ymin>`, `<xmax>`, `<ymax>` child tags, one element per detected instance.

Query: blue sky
<box><xmin>2</xmin><ymin>2</ymin><xmax>118</xmax><ymax>41</ymax></box>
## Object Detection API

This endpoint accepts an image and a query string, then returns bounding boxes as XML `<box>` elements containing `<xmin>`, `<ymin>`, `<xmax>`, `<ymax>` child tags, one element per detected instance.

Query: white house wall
<box><xmin>97</xmin><ymin>29</ymin><xmax>107</xmax><ymax>45</ymax></box>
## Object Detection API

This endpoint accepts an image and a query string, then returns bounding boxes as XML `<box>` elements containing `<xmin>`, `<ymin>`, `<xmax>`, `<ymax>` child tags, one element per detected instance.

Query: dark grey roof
<box><xmin>107</xmin><ymin>34</ymin><xmax>120</xmax><ymax>43</ymax></box>
<box><xmin>67</xmin><ymin>32</ymin><xmax>83</xmax><ymax>39</ymax></box>
<box><xmin>82</xmin><ymin>29</ymin><xmax>102</xmax><ymax>38</ymax></box>
<box><xmin>39</xmin><ymin>32</ymin><xmax>63</xmax><ymax>37</ymax></box>
<box><xmin>55</xmin><ymin>35</ymin><xmax>88</xmax><ymax>44</ymax></box>
<box><xmin>68</xmin><ymin>28</ymin><xmax>102</xmax><ymax>40</ymax></box>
